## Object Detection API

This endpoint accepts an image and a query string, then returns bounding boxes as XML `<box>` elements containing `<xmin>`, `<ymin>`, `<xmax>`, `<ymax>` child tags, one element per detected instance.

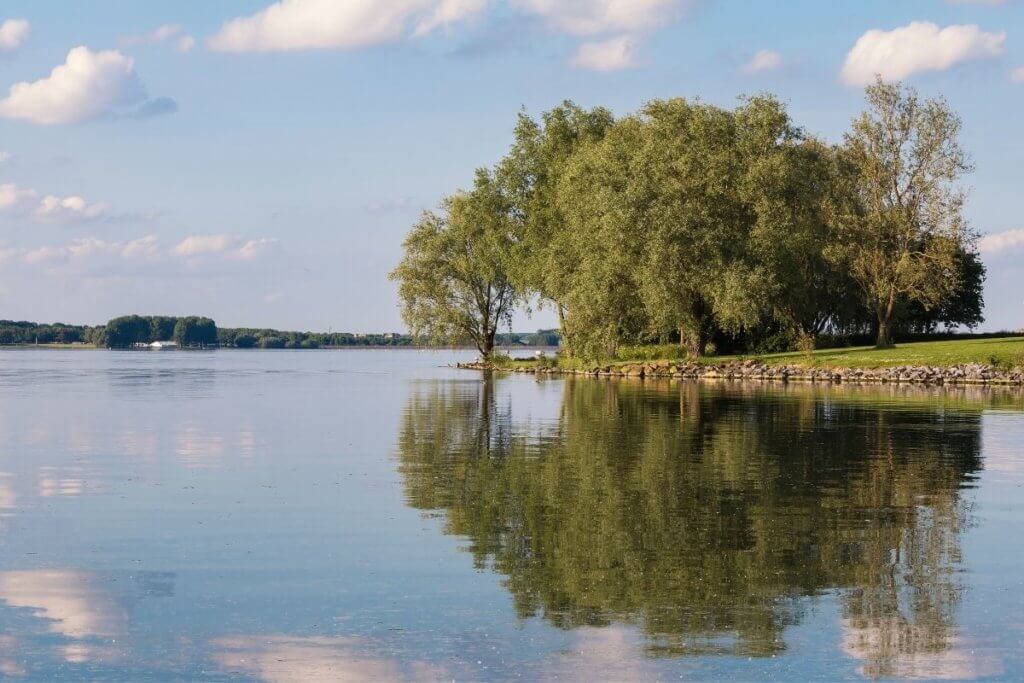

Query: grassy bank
<box><xmin>503</xmin><ymin>336</ymin><xmax>1024</xmax><ymax>371</ymax></box>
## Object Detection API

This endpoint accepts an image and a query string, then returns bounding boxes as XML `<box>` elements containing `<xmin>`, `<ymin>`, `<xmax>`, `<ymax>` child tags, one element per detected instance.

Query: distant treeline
<box><xmin>0</xmin><ymin>320</ymin><xmax>90</xmax><ymax>345</ymax></box>
<box><xmin>0</xmin><ymin>316</ymin><xmax>558</xmax><ymax>349</ymax></box>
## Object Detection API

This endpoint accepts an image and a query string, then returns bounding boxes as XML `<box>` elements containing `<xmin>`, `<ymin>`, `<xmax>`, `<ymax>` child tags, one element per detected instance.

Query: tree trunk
<box><xmin>876</xmin><ymin>310</ymin><xmax>894</xmax><ymax>348</ymax></box>
<box><xmin>481</xmin><ymin>329</ymin><xmax>496</xmax><ymax>359</ymax></box>
<box><xmin>876</xmin><ymin>290</ymin><xmax>897</xmax><ymax>349</ymax></box>
<box><xmin>682</xmin><ymin>326</ymin><xmax>708</xmax><ymax>358</ymax></box>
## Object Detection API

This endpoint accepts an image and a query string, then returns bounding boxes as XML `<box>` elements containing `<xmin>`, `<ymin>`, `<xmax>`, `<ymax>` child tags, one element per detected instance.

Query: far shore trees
<box><xmin>835</xmin><ymin>79</ymin><xmax>973</xmax><ymax>348</ymax></box>
<box><xmin>173</xmin><ymin>316</ymin><xmax>218</xmax><ymax>347</ymax></box>
<box><xmin>390</xmin><ymin>170</ymin><xmax>520</xmax><ymax>359</ymax></box>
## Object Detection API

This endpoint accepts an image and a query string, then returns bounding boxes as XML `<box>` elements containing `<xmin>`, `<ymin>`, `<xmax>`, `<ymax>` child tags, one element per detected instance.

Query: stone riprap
<box><xmin>456</xmin><ymin>359</ymin><xmax>1024</xmax><ymax>385</ymax></box>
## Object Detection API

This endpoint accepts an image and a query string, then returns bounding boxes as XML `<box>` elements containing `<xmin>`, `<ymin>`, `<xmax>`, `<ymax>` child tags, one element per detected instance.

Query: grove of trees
<box><xmin>392</xmin><ymin>79</ymin><xmax>984</xmax><ymax>360</ymax></box>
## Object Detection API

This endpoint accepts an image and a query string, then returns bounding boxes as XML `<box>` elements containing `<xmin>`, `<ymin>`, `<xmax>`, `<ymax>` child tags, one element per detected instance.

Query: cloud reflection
<box><xmin>211</xmin><ymin>635</ymin><xmax>449</xmax><ymax>683</ymax></box>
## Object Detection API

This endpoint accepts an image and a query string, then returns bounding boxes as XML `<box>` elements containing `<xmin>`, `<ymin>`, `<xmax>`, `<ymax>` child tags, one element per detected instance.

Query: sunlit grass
<box><xmin>509</xmin><ymin>336</ymin><xmax>1024</xmax><ymax>370</ymax></box>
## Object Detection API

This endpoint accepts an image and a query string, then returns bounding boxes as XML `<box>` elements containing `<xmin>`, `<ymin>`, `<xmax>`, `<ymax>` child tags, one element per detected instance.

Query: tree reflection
<box><xmin>397</xmin><ymin>377</ymin><xmax>983</xmax><ymax>674</ymax></box>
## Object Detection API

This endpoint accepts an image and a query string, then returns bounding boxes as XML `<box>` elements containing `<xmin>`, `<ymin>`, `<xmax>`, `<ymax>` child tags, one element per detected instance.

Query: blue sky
<box><xmin>0</xmin><ymin>0</ymin><xmax>1021</xmax><ymax>332</ymax></box>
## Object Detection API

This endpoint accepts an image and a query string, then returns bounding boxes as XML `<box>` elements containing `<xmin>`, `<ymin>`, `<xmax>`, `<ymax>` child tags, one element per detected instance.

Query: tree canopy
<box><xmin>393</xmin><ymin>82</ymin><xmax>984</xmax><ymax>360</ymax></box>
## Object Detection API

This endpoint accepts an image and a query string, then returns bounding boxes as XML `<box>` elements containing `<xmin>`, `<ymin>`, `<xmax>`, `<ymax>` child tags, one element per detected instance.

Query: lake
<box><xmin>0</xmin><ymin>349</ymin><xmax>1022</xmax><ymax>681</ymax></box>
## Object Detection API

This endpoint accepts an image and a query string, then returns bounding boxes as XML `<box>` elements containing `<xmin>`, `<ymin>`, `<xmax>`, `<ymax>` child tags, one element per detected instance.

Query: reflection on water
<box><xmin>0</xmin><ymin>570</ymin><xmax>174</xmax><ymax>665</ymax></box>
<box><xmin>212</xmin><ymin>635</ymin><xmax>451</xmax><ymax>682</ymax></box>
<box><xmin>398</xmin><ymin>377</ymin><xmax>991</xmax><ymax>677</ymax></box>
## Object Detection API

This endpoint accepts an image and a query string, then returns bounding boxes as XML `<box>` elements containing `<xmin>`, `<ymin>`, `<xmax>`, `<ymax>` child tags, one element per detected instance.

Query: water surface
<box><xmin>0</xmin><ymin>349</ymin><xmax>1022</xmax><ymax>681</ymax></box>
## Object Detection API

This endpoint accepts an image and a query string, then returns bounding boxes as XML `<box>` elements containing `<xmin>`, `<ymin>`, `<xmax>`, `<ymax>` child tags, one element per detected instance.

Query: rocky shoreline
<box><xmin>456</xmin><ymin>359</ymin><xmax>1024</xmax><ymax>385</ymax></box>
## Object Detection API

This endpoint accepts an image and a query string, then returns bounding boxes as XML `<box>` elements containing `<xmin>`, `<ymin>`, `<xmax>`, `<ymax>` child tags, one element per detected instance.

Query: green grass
<box><xmin>507</xmin><ymin>336</ymin><xmax>1024</xmax><ymax>371</ymax></box>
<box><xmin>744</xmin><ymin>337</ymin><xmax>1024</xmax><ymax>370</ymax></box>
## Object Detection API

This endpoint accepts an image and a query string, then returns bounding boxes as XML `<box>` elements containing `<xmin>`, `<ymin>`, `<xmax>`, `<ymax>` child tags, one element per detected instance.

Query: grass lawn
<box><xmin>737</xmin><ymin>337</ymin><xmax>1024</xmax><ymax>369</ymax></box>
<box><xmin>511</xmin><ymin>336</ymin><xmax>1024</xmax><ymax>371</ymax></box>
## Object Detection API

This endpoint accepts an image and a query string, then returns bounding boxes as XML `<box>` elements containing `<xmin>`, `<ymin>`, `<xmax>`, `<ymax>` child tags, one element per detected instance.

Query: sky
<box><xmin>0</xmin><ymin>0</ymin><xmax>1022</xmax><ymax>333</ymax></box>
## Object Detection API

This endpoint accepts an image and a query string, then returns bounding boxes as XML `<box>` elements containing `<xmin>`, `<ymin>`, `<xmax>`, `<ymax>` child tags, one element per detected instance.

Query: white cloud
<box><xmin>570</xmin><ymin>35</ymin><xmax>637</xmax><ymax>71</ymax></box>
<box><xmin>0</xmin><ymin>46</ymin><xmax>175</xmax><ymax>125</ymax></box>
<box><xmin>513</xmin><ymin>1</ymin><xmax>687</xmax><ymax>72</ymax></box>
<box><xmin>235</xmin><ymin>238</ymin><xmax>279</xmax><ymax>260</ymax></box>
<box><xmin>34</xmin><ymin>195</ymin><xmax>108</xmax><ymax>221</ymax></box>
<box><xmin>740</xmin><ymin>49</ymin><xmax>783</xmax><ymax>75</ymax></box>
<box><xmin>173</xmin><ymin>234</ymin><xmax>278</xmax><ymax>261</ymax></box>
<box><xmin>414</xmin><ymin>0</ymin><xmax>487</xmax><ymax>36</ymax></box>
<box><xmin>841</xmin><ymin>22</ymin><xmax>1005</xmax><ymax>86</ymax></box>
<box><xmin>0</xmin><ymin>183</ymin><xmax>35</xmax><ymax>211</ymax></box>
<box><xmin>209</xmin><ymin>0</ymin><xmax>486</xmax><ymax>53</ymax></box>
<box><xmin>1011</xmin><ymin>66</ymin><xmax>1024</xmax><ymax>82</ymax></box>
<box><xmin>22</xmin><ymin>236</ymin><xmax>161</xmax><ymax>267</ymax></box>
<box><xmin>16</xmin><ymin>234</ymin><xmax>277</xmax><ymax>270</ymax></box>
<box><xmin>173</xmin><ymin>234</ymin><xmax>234</xmax><ymax>257</ymax></box>
<box><xmin>979</xmin><ymin>229</ymin><xmax>1024</xmax><ymax>254</ymax></box>
<box><xmin>0</xmin><ymin>19</ymin><xmax>30</xmax><ymax>53</ymax></box>
<box><xmin>0</xmin><ymin>151</ymin><xmax>11</xmax><ymax>163</ymax></box>
<box><xmin>513</xmin><ymin>0</ymin><xmax>684</xmax><ymax>36</ymax></box>
<box><xmin>121</xmin><ymin>24</ymin><xmax>196</xmax><ymax>53</ymax></box>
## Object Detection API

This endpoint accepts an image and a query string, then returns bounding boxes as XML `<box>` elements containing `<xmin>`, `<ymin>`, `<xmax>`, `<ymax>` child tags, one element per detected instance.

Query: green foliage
<box><xmin>172</xmin><ymin>317</ymin><xmax>217</xmax><ymax>347</ymax></box>
<box><xmin>0</xmin><ymin>320</ymin><xmax>90</xmax><ymax>345</ymax></box>
<box><xmin>258</xmin><ymin>336</ymin><xmax>286</xmax><ymax>349</ymax></box>
<box><xmin>833</xmin><ymin>79</ymin><xmax>973</xmax><ymax>348</ymax></box>
<box><xmin>394</xmin><ymin>82</ymin><xmax>985</xmax><ymax>362</ymax></box>
<box><xmin>102</xmin><ymin>315</ymin><xmax>155</xmax><ymax>348</ymax></box>
<box><xmin>390</xmin><ymin>169</ymin><xmax>521</xmax><ymax>358</ymax></box>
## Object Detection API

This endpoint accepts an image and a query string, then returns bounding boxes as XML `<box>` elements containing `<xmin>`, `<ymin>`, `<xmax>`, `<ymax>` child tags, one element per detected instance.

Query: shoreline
<box><xmin>456</xmin><ymin>359</ymin><xmax>1024</xmax><ymax>386</ymax></box>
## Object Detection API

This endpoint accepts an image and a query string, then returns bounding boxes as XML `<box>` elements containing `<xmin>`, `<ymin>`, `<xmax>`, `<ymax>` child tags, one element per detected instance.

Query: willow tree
<box><xmin>496</xmin><ymin>101</ymin><xmax>615</xmax><ymax>354</ymax></box>
<box><xmin>837</xmin><ymin>79</ymin><xmax>973</xmax><ymax>348</ymax></box>
<box><xmin>390</xmin><ymin>170</ymin><xmax>519</xmax><ymax>358</ymax></box>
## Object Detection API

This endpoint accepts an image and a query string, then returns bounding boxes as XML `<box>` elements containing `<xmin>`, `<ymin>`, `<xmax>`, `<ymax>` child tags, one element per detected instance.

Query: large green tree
<box><xmin>497</xmin><ymin>101</ymin><xmax>615</xmax><ymax>354</ymax></box>
<box><xmin>390</xmin><ymin>169</ymin><xmax>520</xmax><ymax>358</ymax></box>
<box><xmin>835</xmin><ymin>79</ymin><xmax>973</xmax><ymax>348</ymax></box>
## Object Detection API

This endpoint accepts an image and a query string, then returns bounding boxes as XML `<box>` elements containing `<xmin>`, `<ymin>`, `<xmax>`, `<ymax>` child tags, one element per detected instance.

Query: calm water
<box><xmin>0</xmin><ymin>349</ymin><xmax>1023</xmax><ymax>681</ymax></box>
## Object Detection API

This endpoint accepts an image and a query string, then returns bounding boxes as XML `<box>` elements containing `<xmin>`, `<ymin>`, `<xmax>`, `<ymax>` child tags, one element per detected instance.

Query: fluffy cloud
<box><xmin>414</xmin><ymin>0</ymin><xmax>488</xmax><ymax>36</ymax></box>
<box><xmin>570</xmin><ymin>35</ymin><xmax>637</xmax><ymax>71</ymax></box>
<box><xmin>173</xmin><ymin>234</ymin><xmax>278</xmax><ymax>261</ymax></box>
<box><xmin>172</xmin><ymin>234</ymin><xmax>234</xmax><ymax>257</ymax></box>
<box><xmin>1012</xmin><ymin>66</ymin><xmax>1024</xmax><ymax>82</ymax></box>
<box><xmin>513</xmin><ymin>0</ymin><xmax>684</xmax><ymax>36</ymax></box>
<box><xmin>740</xmin><ymin>49</ymin><xmax>783</xmax><ymax>75</ymax></box>
<box><xmin>0</xmin><ymin>183</ymin><xmax>35</xmax><ymax>211</ymax></box>
<box><xmin>209</xmin><ymin>0</ymin><xmax>486</xmax><ymax>53</ymax></box>
<box><xmin>23</xmin><ymin>236</ymin><xmax>160</xmax><ymax>265</ymax></box>
<box><xmin>0</xmin><ymin>19</ymin><xmax>30</xmax><ymax>53</ymax></box>
<box><xmin>0</xmin><ymin>46</ymin><xmax>176</xmax><ymax>125</ymax></box>
<box><xmin>121</xmin><ymin>24</ymin><xmax>196</xmax><ymax>53</ymax></box>
<box><xmin>0</xmin><ymin>184</ymin><xmax>118</xmax><ymax>222</ymax></box>
<box><xmin>513</xmin><ymin>0</ymin><xmax>687</xmax><ymax>71</ymax></box>
<box><xmin>34</xmin><ymin>195</ymin><xmax>108</xmax><ymax>221</ymax></box>
<box><xmin>16</xmin><ymin>234</ymin><xmax>277</xmax><ymax>269</ymax></box>
<box><xmin>841</xmin><ymin>22</ymin><xmax>1005</xmax><ymax>86</ymax></box>
<box><xmin>979</xmin><ymin>229</ymin><xmax>1024</xmax><ymax>254</ymax></box>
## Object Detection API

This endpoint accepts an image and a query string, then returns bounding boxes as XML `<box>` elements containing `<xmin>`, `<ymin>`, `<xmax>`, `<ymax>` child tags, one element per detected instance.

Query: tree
<box><xmin>150</xmin><ymin>316</ymin><xmax>177</xmax><ymax>341</ymax></box>
<box><xmin>497</xmin><ymin>101</ymin><xmax>615</xmax><ymax>353</ymax></box>
<box><xmin>102</xmin><ymin>315</ymin><xmax>151</xmax><ymax>348</ymax></box>
<box><xmin>835</xmin><ymin>79</ymin><xmax>973</xmax><ymax>348</ymax></box>
<box><xmin>390</xmin><ymin>169</ymin><xmax>520</xmax><ymax>359</ymax></box>
<box><xmin>173</xmin><ymin>316</ymin><xmax>217</xmax><ymax>347</ymax></box>
<box><xmin>899</xmin><ymin>247</ymin><xmax>986</xmax><ymax>333</ymax></box>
